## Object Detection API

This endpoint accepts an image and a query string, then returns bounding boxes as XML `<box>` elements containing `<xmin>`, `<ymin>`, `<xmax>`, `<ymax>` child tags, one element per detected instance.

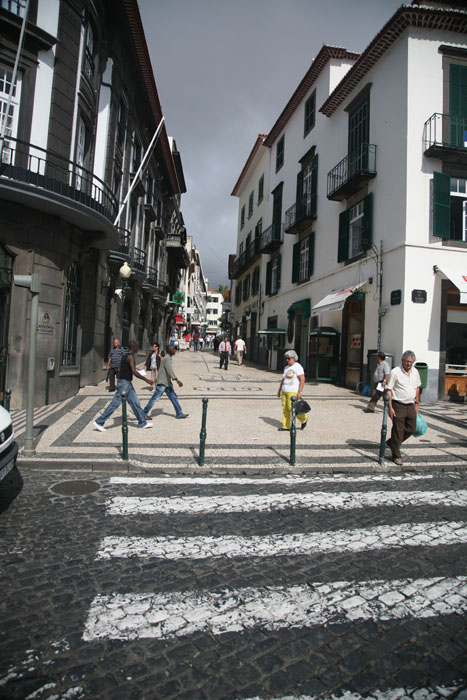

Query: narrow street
<box><xmin>1</xmin><ymin>468</ymin><xmax>466</xmax><ymax>699</ymax></box>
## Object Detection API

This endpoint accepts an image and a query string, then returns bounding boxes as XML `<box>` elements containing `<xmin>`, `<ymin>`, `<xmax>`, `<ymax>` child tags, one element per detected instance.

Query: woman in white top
<box><xmin>277</xmin><ymin>350</ymin><xmax>308</xmax><ymax>431</ymax></box>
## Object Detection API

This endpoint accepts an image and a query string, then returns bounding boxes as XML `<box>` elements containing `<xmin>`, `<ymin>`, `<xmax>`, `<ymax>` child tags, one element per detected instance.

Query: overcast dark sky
<box><xmin>138</xmin><ymin>0</ymin><xmax>402</xmax><ymax>289</ymax></box>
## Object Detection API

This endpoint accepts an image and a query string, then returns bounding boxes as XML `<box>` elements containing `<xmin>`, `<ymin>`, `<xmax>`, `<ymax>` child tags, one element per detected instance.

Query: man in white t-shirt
<box><xmin>277</xmin><ymin>350</ymin><xmax>308</xmax><ymax>431</ymax></box>
<box><xmin>235</xmin><ymin>337</ymin><xmax>246</xmax><ymax>365</ymax></box>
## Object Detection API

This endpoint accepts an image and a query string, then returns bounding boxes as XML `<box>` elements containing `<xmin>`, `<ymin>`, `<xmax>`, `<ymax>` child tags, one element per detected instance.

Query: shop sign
<box><xmin>391</xmin><ymin>290</ymin><xmax>401</xmax><ymax>305</ymax></box>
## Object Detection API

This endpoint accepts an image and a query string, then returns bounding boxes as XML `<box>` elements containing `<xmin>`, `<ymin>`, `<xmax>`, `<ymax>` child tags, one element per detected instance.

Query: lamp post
<box><xmin>118</xmin><ymin>262</ymin><xmax>132</xmax><ymax>347</ymax></box>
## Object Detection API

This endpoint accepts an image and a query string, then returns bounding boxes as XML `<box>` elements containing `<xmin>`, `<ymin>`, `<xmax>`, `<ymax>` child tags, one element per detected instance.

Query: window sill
<box><xmin>59</xmin><ymin>366</ymin><xmax>80</xmax><ymax>377</ymax></box>
<box><xmin>344</xmin><ymin>251</ymin><xmax>366</xmax><ymax>265</ymax></box>
<box><xmin>441</xmin><ymin>239</ymin><xmax>467</xmax><ymax>249</ymax></box>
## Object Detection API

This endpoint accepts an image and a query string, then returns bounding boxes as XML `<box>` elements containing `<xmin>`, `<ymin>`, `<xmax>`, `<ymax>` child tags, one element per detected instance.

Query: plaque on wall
<box><xmin>391</xmin><ymin>290</ymin><xmax>401</xmax><ymax>305</ymax></box>
<box><xmin>412</xmin><ymin>289</ymin><xmax>427</xmax><ymax>304</ymax></box>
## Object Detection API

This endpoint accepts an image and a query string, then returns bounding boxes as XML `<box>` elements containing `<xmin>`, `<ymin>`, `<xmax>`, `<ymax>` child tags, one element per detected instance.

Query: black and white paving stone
<box><xmin>0</xmin><ymin>469</ymin><xmax>466</xmax><ymax>699</ymax></box>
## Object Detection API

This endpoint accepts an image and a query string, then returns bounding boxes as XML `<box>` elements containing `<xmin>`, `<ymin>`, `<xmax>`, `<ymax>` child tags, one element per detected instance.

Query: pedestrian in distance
<box><xmin>277</xmin><ymin>350</ymin><xmax>308</xmax><ymax>431</ymax></box>
<box><xmin>386</xmin><ymin>350</ymin><xmax>421</xmax><ymax>466</ymax></box>
<box><xmin>94</xmin><ymin>341</ymin><xmax>153</xmax><ymax>431</ymax></box>
<box><xmin>145</xmin><ymin>342</ymin><xmax>162</xmax><ymax>386</ymax></box>
<box><xmin>143</xmin><ymin>346</ymin><xmax>188</xmax><ymax>419</ymax></box>
<box><xmin>234</xmin><ymin>337</ymin><xmax>247</xmax><ymax>366</ymax></box>
<box><xmin>365</xmin><ymin>351</ymin><xmax>390</xmax><ymax>412</ymax></box>
<box><xmin>106</xmin><ymin>337</ymin><xmax>125</xmax><ymax>392</ymax></box>
<box><xmin>219</xmin><ymin>336</ymin><xmax>231</xmax><ymax>370</ymax></box>
<box><xmin>192</xmin><ymin>330</ymin><xmax>199</xmax><ymax>352</ymax></box>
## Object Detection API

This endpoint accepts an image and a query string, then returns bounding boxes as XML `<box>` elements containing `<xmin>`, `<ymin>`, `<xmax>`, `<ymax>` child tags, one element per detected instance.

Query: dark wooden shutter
<box><xmin>266</xmin><ymin>260</ymin><xmax>272</xmax><ymax>295</ymax></box>
<box><xmin>311</xmin><ymin>154</ymin><xmax>318</xmax><ymax>218</ymax></box>
<box><xmin>338</xmin><ymin>209</ymin><xmax>350</xmax><ymax>262</ymax></box>
<box><xmin>296</xmin><ymin>171</ymin><xmax>304</xmax><ymax>220</ymax></box>
<box><xmin>276</xmin><ymin>254</ymin><xmax>282</xmax><ymax>292</ymax></box>
<box><xmin>292</xmin><ymin>241</ymin><xmax>300</xmax><ymax>283</ymax></box>
<box><xmin>433</xmin><ymin>171</ymin><xmax>451</xmax><ymax>239</ymax></box>
<box><xmin>362</xmin><ymin>192</ymin><xmax>373</xmax><ymax>251</ymax></box>
<box><xmin>449</xmin><ymin>64</ymin><xmax>467</xmax><ymax>147</ymax></box>
<box><xmin>308</xmin><ymin>231</ymin><xmax>315</xmax><ymax>277</ymax></box>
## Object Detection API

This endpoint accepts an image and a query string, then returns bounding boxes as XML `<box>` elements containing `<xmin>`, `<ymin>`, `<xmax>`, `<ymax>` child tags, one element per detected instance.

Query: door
<box><xmin>345</xmin><ymin>298</ymin><xmax>363</xmax><ymax>387</ymax></box>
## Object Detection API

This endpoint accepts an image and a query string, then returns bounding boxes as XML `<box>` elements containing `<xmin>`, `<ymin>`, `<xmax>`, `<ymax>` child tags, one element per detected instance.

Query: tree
<box><xmin>217</xmin><ymin>284</ymin><xmax>230</xmax><ymax>301</ymax></box>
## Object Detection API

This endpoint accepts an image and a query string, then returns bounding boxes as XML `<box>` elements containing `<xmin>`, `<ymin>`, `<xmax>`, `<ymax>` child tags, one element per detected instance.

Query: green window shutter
<box><xmin>311</xmin><ymin>154</ymin><xmax>318</xmax><ymax>218</ymax></box>
<box><xmin>433</xmin><ymin>171</ymin><xmax>451</xmax><ymax>239</ymax></box>
<box><xmin>362</xmin><ymin>192</ymin><xmax>373</xmax><ymax>251</ymax></box>
<box><xmin>277</xmin><ymin>254</ymin><xmax>282</xmax><ymax>292</ymax></box>
<box><xmin>292</xmin><ymin>241</ymin><xmax>300</xmax><ymax>283</ymax></box>
<box><xmin>338</xmin><ymin>209</ymin><xmax>350</xmax><ymax>262</ymax></box>
<box><xmin>449</xmin><ymin>64</ymin><xmax>467</xmax><ymax>147</ymax></box>
<box><xmin>296</xmin><ymin>171</ymin><xmax>304</xmax><ymax>220</ymax></box>
<box><xmin>308</xmin><ymin>231</ymin><xmax>315</xmax><ymax>277</ymax></box>
<box><xmin>266</xmin><ymin>260</ymin><xmax>272</xmax><ymax>295</ymax></box>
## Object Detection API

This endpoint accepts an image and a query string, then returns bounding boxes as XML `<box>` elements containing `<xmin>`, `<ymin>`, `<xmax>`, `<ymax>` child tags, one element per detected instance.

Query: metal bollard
<box><xmin>289</xmin><ymin>395</ymin><xmax>296</xmax><ymax>467</ymax></box>
<box><xmin>379</xmin><ymin>393</ymin><xmax>389</xmax><ymax>465</ymax></box>
<box><xmin>121</xmin><ymin>391</ymin><xmax>129</xmax><ymax>461</ymax></box>
<box><xmin>4</xmin><ymin>389</ymin><xmax>11</xmax><ymax>412</ymax></box>
<box><xmin>199</xmin><ymin>397</ymin><xmax>208</xmax><ymax>466</ymax></box>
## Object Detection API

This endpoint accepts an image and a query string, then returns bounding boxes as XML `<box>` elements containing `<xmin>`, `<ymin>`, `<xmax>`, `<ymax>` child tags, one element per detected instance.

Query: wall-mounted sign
<box><xmin>351</xmin><ymin>333</ymin><xmax>362</xmax><ymax>349</ymax></box>
<box><xmin>391</xmin><ymin>290</ymin><xmax>401</xmax><ymax>305</ymax></box>
<box><xmin>412</xmin><ymin>289</ymin><xmax>427</xmax><ymax>304</ymax></box>
<box><xmin>37</xmin><ymin>307</ymin><xmax>56</xmax><ymax>337</ymax></box>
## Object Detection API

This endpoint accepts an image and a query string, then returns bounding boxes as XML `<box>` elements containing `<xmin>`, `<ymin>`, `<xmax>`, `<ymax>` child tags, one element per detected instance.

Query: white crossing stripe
<box><xmin>82</xmin><ymin>575</ymin><xmax>467</xmax><ymax>641</ymax></box>
<box><xmin>106</xmin><ymin>489</ymin><xmax>467</xmax><ymax>515</ymax></box>
<box><xmin>243</xmin><ymin>685</ymin><xmax>464</xmax><ymax>700</ymax></box>
<box><xmin>95</xmin><ymin>520</ymin><xmax>467</xmax><ymax>560</ymax></box>
<box><xmin>110</xmin><ymin>474</ymin><xmax>437</xmax><ymax>485</ymax></box>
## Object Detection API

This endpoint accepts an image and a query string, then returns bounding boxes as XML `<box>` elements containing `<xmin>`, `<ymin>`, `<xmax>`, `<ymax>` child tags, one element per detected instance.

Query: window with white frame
<box><xmin>298</xmin><ymin>237</ymin><xmax>309</xmax><ymax>282</ymax></box>
<box><xmin>0</xmin><ymin>64</ymin><xmax>21</xmax><ymax>164</ymax></box>
<box><xmin>349</xmin><ymin>201</ymin><xmax>364</xmax><ymax>258</ymax></box>
<box><xmin>450</xmin><ymin>177</ymin><xmax>467</xmax><ymax>242</ymax></box>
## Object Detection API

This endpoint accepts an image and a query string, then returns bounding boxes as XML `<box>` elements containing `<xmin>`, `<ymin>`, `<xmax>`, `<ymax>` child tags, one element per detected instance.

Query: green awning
<box><xmin>287</xmin><ymin>299</ymin><xmax>311</xmax><ymax>320</ymax></box>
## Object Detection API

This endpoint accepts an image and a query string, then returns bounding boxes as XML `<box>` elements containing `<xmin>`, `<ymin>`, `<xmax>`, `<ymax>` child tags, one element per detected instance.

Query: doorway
<box><xmin>0</xmin><ymin>245</ymin><xmax>13</xmax><ymax>403</ymax></box>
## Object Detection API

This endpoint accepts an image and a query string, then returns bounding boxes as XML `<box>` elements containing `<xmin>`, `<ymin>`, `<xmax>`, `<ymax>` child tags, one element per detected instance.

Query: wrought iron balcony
<box><xmin>284</xmin><ymin>192</ymin><xmax>317</xmax><ymax>234</ymax></box>
<box><xmin>108</xmin><ymin>228</ymin><xmax>131</xmax><ymax>264</ymax></box>
<box><xmin>142</xmin><ymin>266</ymin><xmax>158</xmax><ymax>290</ymax></box>
<box><xmin>0</xmin><ymin>136</ymin><xmax>117</xmax><ymax>231</ymax></box>
<box><xmin>231</xmin><ymin>237</ymin><xmax>262</xmax><ymax>279</ymax></box>
<box><xmin>258</xmin><ymin>222</ymin><xmax>283</xmax><ymax>254</ymax></box>
<box><xmin>424</xmin><ymin>113</ymin><xmax>467</xmax><ymax>163</ymax></box>
<box><xmin>327</xmin><ymin>144</ymin><xmax>377</xmax><ymax>201</ymax></box>
<box><xmin>131</xmin><ymin>246</ymin><xmax>146</xmax><ymax>273</ymax></box>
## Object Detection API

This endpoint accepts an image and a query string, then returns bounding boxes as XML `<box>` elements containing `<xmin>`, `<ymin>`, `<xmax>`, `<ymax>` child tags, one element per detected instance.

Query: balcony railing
<box><xmin>0</xmin><ymin>136</ymin><xmax>117</xmax><ymax>221</ymax></box>
<box><xmin>231</xmin><ymin>237</ymin><xmax>262</xmax><ymax>279</ymax></box>
<box><xmin>108</xmin><ymin>227</ymin><xmax>131</xmax><ymax>264</ymax></box>
<box><xmin>284</xmin><ymin>192</ymin><xmax>317</xmax><ymax>234</ymax></box>
<box><xmin>424</xmin><ymin>113</ymin><xmax>467</xmax><ymax>161</ymax></box>
<box><xmin>142</xmin><ymin>266</ymin><xmax>158</xmax><ymax>290</ymax></box>
<box><xmin>327</xmin><ymin>144</ymin><xmax>377</xmax><ymax>201</ymax></box>
<box><xmin>131</xmin><ymin>246</ymin><xmax>146</xmax><ymax>273</ymax></box>
<box><xmin>258</xmin><ymin>222</ymin><xmax>283</xmax><ymax>254</ymax></box>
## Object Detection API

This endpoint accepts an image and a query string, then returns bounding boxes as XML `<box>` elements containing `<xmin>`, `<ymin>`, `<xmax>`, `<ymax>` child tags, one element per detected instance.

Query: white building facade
<box><xmin>235</xmin><ymin>1</ymin><xmax>466</xmax><ymax>401</ymax></box>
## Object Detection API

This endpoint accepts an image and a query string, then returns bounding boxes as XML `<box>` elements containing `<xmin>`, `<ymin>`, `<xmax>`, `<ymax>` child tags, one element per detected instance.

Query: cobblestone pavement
<box><xmin>1</xmin><ymin>467</ymin><xmax>466</xmax><ymax>699</ymax></box>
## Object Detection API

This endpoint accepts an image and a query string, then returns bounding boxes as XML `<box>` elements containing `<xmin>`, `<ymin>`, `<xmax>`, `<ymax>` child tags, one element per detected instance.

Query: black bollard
<box><xmin>290</xmin><ymin>395</ymin><xmax>296</xmax><ymax>467</ymax></box>
<box><xmin>4</xmin><ymin>389</ymin><xmax>11</xmax><ymax>412</ymax></box>
<box><xmin>199</xmin><ymin>397</ymin><xmax>208</xmax><ymax>466</ymax></box>
<box><xmin>121</xmin><ymin>391</ymin><xmax>129</xmax><ymax>460</ymax></box>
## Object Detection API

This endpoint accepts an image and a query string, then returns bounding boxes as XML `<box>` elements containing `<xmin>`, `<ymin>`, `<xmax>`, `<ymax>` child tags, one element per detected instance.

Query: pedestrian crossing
<box><xmin>82</xmin><ymin>473</ymin><xmax>467</xmax><ymax>698</ymax></box>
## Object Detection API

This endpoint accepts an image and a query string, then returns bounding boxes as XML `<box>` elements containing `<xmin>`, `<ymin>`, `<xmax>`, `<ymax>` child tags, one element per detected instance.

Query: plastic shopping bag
<box><xmin>414</xmin><ymin>413</ymin><xmax>428</xmax><ymax>437</ymax></box>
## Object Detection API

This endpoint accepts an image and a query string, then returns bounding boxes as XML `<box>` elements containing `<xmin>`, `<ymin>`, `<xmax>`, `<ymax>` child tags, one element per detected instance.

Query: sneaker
<box><xmin>176</xmin><ymin>413</ymin><xmax>189</xmax><ymax>419</ymax></box>
<box><xmin>139</xmin><ymin>422</ymin><xmax>153</xmax><ymax>429</ymax></box>
<box><xmin>93</xmin><ymin>421</ymin><xmax>105</xmax><ymax>432</ymax></box>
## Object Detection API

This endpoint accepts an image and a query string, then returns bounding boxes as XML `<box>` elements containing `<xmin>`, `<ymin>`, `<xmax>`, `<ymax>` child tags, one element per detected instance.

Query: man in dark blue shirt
<box><xmin>106</xmin><ymin>338</ymin><xmax>125</xmax><ymax>391</ymax></box>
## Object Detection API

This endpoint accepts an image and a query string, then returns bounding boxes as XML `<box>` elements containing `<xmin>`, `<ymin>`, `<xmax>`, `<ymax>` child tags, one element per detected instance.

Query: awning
<box><xmin>258</xmin><ymin>328</ymin><xmax>287</xmax><ymax>335</ymax></box>
<box><xmin>312</xmin><ymin>281</ymin><xmax>367</xmax><ymax>315</ymax></box>
<box><xmin>287</xmin><ymin>299</ymin><xmax>311</xmax><ymax>320</ymax></box>
<box><xmin>434</xmin><ymin>265</ymin><xmax>467</xmax><ymax>304</ymax></box>
<box><xmin>175</xmin><ymin>313</ymin><xmax>185</xmax><ymax>324</ymax></box>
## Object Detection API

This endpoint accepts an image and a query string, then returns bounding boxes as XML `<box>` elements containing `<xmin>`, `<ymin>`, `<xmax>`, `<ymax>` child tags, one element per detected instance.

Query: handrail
<box><xmin>0</xmin><ymin>135</ymin><xmax>117</xmax><ymax>220</ymax></box>
<box><xmin>424</xmin><ymin>113</ymin><xmax>467</xmax><ymax>151</ymax></box>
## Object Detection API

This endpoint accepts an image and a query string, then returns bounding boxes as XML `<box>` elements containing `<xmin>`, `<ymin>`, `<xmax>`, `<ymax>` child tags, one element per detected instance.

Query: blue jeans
<box><xmin>143</xmin><ymin>383</ymin><xmax>183</xmax><ymax>417</ymax></box>
<box><xmin>96</xmin><ymin>379</ymin><xmax>148</xmax><ymax>428</ymax></box>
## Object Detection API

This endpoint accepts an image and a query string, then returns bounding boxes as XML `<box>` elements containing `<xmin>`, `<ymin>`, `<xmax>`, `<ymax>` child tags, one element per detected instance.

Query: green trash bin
<box><xmin>415</xmin><ymin>362</ymin><xmax>428</xmax><ymax>389</ymax></box>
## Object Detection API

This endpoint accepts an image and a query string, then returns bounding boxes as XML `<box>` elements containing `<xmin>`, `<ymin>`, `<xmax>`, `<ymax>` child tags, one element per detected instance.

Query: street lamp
<box><xmin>119</xmin><ymin>261</ymin><xmax>132</xmax><ymax>286</ymax></box>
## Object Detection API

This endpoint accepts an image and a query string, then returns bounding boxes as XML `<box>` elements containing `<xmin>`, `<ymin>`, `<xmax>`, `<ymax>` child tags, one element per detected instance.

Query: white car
<box><xmin>0</xmin><ymin>405</ymin><xmax>18</xmax><ymax>482</ymax></box>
